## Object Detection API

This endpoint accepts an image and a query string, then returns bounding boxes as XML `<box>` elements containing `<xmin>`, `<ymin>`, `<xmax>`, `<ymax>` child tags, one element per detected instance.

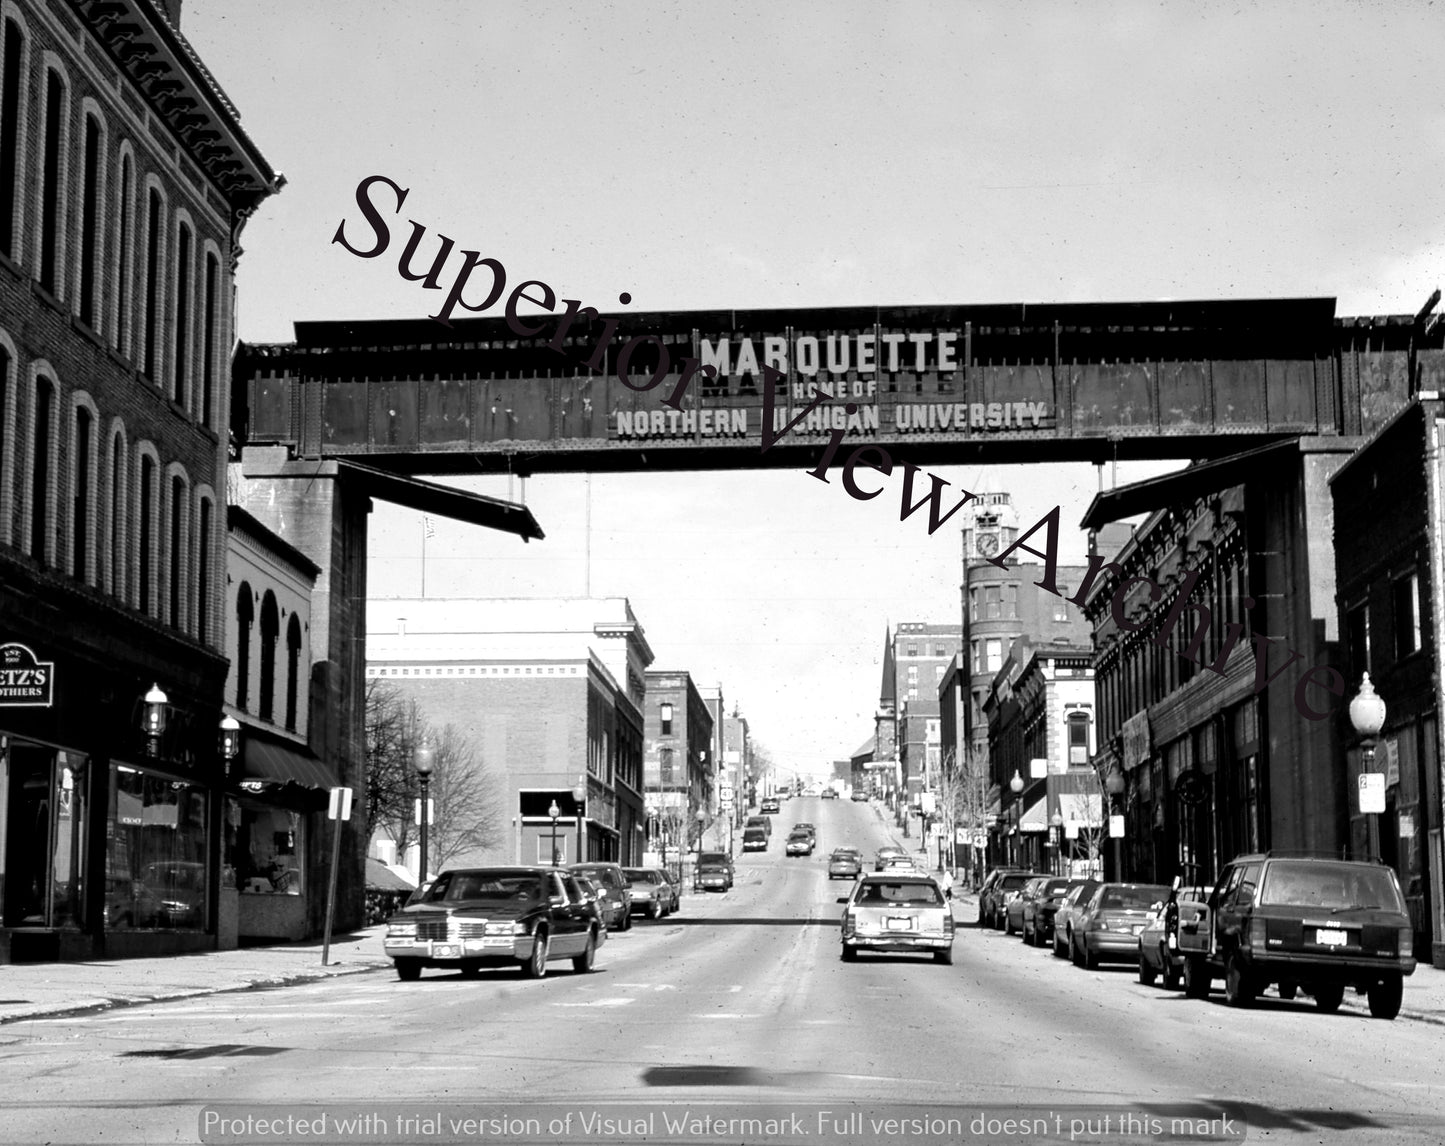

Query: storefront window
<box><xmin>106</xmin><ymin>764</ymin><xmax>208</xmax><ymax>930</ymax></box>
<box><xmin>229</xmin><ymin>797</ymin><xmax>305</xmax><ymax>895</ymax></box>
<box><xmin>2</xmin><ymin>742</ymin><xmax>86</xmax><ymax>929</ymax></box>
<box><xmin>51</xmin><ymin>752</ymin><xmax>87</xmax><ymax>928</ymax></box>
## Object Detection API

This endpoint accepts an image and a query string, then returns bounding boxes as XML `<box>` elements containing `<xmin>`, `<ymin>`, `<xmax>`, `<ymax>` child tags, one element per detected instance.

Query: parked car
<box><xmin>981</xmin><ymin>870</ymin><xmax>1046</xmax><ymax>930</ymax></box>
<box><xmin>1020</xmin><ymin>877</ymin><xmax>1075</xmax><ymax>945</ymax></box>
<box><xmin>568</xmin><ymin>862</ymin><xmax>633</xmax><ymax>931</ymax></box>
<box><xmin>785</xmin><ymin>830</ymin><xmax>815</xmax><ymax>857</ymax></box>
<box><xmin>874</xmin><ymin>847</ymin><xmax>907</xmax><ymax>871</ymax></box>
<box><xmin>1137</xmin><ymin>879</ymin><xmax>1208</xmax><ymax>989</ymax></box>
<box><xmin>879</xmin><ymin>855</ymin><xmax>920</xmax><ymax>874</ymax></box>
<box><xmin>384</xmin><ymin>866</ymin><xmax>601</xmax><ymax>980</ymax></box>
<box><xmin>838</xmin><ymin>872</ymin><xmax>955</xmax><ymax>964</ymax></box>
<box><xmin>1052</xmin><ymin>879</ymin><xmax>1102</xmax><ymax>958</ymax></box>
<box><xmin>1070</xmin><ymin>882</ymin><xmax>1171</xmax><ymax>968</ymax></box>
<box><xmin>623</xmin><ymin>867</ymin><xmax>676</xmax><ymax>919</ymax></box>
<box><xmin>695</xmin><ymin>851</ymin><xmax>734</xmax><ymax>891</ymax></box>
<box><xmin>851</xmin><ymin>789</ymin><xmax>870</xmax><ymax>802</ymax></box>
<box><xmin>1176</xmin><ymin>853</ymin><xmax>1416</xmax><ymax>1018</ymax></box>
<box><xmin>1005</xmin><ymin>876</ymin><xmax>1047</xmax><ymax>935</ymax></box>
<box><xmin>570</xmin><ymin>873</ymin><xmax>611</xmax><ymax>936</ymax></box>
<box><xmin>828</xmin><ymin>848</ymin><xmax>863</xmax><ymax>880</ymax></box>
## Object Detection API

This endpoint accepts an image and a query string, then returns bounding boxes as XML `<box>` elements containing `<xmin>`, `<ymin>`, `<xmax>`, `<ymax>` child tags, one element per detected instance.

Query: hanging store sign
<box><xmin>0</xmin><ymin>642</ymin><xmax>55</xmax><ymax>707</ymax></box>
<box><xmin>1122</xmin><ymin>711</ymin><xmax>1151</xmax><ymax>771</ymax></box>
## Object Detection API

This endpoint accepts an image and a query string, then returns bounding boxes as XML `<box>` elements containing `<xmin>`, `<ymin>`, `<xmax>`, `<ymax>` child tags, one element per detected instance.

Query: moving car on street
<box><xmin>838</xmin><ymin>872</ymin><xmax>955</xmax><ymax>965</ymax></box>
<box><xmin>695</xmin><ymin>851</ymin><xmax>734</xmax><ymax>891</ymax></box>
<box><xmin>384</xmin><ymin>867</ymin><xmax>601</xmax><ymax>980</ymax></box>
<box><xmin>761</xmin><ymin>797</ymin><xmax>781</xmax><ymax>814</ymax></box>
<box><xmin>785</xmin><ymin>829</ymin><xmax>815</xmax><ymax>856</ymax></box>
<box><xmin>851</xmin><ymin>789</ymin><xmax>870</xmax><ymax>802</ymax></box>
<box><xmin>828</xmin><ymin>848</ymin><xmax>863</xmax><ymax>879</ymax></box>
<box><xmin>1176</xmin><ymin>853</ymin><xmax>1416</xmax><ymax>1018</ymax></box>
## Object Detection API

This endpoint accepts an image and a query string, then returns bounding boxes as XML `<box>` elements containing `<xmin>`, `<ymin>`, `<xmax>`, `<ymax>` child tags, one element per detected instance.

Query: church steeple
<box><xmin>878</xmin><ymin>627</ymin><xmax>896</xmax><ymax>713</ymax></box>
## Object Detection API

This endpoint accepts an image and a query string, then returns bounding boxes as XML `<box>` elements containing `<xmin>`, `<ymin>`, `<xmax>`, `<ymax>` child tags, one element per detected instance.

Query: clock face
<box><xmin>976</xmin><ymin>533</ymin><xmax>999</xmax><ymax>557</ymax></box>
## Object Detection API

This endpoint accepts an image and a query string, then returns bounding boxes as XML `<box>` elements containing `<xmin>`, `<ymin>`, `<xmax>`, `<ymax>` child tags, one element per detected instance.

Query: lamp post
<box><xmin>1050</xmin><ymin>812</ymin><xmax>1064</xmax><ymax>876</ymax></box>
<box><xmin>414</xmin><ymin>736</ymin><xmax>435</xmax><ymax>882</ymax></box>
<box><xmin>142</xmin><ymin>683</ymin><xmax>168</xmax><ymax>754</ymax></box>
<box><xmin>219</xmin><ymin>715</ymin><xmax>241</xmax><ymax>778</ymax></box>
<box><xmin>1009</xmin><ymin>769</ymin><xmax>1024</xmax><ymax>865</ymax></box>
<box><xmin>547</xmin><ymin>799</ymin><xmax>562</xmax><ymax>867</ymax></box>
<box><xmin>1349</xmin><ymin>672</ymin><xmax>1387</xmax><ymax>859</ymax></box>
<box><xmin>572</xmin><ymin>774</ymin><xmax>587</xmax><ymax>865</ymax></box>
<box><xmin>1104</xmin><ymin>767</ymin><xmax>1124</xmax><ymax>881</ymax></box>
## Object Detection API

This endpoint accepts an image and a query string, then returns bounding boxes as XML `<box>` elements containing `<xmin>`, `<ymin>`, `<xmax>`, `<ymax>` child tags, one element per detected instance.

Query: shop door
<box><xmin>3</xmin><ymin>746</ymin><xmax>53</xmax><ymax>927</ymax></box>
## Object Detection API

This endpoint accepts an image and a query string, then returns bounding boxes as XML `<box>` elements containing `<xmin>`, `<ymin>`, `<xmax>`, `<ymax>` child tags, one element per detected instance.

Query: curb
<box><xmin>0</xmin><ymin>961</ymin><xmax>391</xmax><ymax>1027</ymax></box>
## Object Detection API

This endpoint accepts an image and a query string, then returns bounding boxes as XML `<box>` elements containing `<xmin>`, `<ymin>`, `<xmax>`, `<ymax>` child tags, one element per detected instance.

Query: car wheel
<box><xmin>1183</xmin><ymin>955</ymin><xmax>1211</xmax><ymax>999</ymax></box>
<box><xmin>620</xmin><ymin>910</ymin><xmax>632</xmax><ymax>932</ymax></box>
<box><xmin>1224</xmin><ymin>951</ymin><xmax>1255</xmax><ymax>1007</ymax></box>
<box><xmin>524</xmin><ymin>930</ymin><xmax>549</xmax><ymax>979</ymax></box>
<box><xmin>1367</xmin><ymin>974</ymin><xmax>1402</xmax><ymax>1020</ymax></box>
<box><xmin>572</xmin><ymin>930</ymin><xmax>597</xmax><ymax>974</ymax></box>
<box><xmin>1162</xmin><ymin>959</ymin><xmax>1182</xmax><ymax>991</ymax></box>
<box><xmin>1277</xmin><ymin>981</ymin><xmax>1297</xmax><ymax>1001</ymax></box>
<box><xmin>1072</xmin><ymin>936</ymin><xmax>1085</xmax><ymax>967</ymax></box>
<box><xmin>394</xmin><ymin>959</ymin><xmax>422</xmax><ymax>982</ymax></box>
<box><xmin>1313</xmin><ymin>982</ymin><xmax>1345</xmax><ymax>1013</ymax></box>
<box><xmin>840</xmin><ymin>945</ymin><xmax>858</xmax><ymax>963</ymax></box>
<box><xmin>1138</xmin><ymin>953</ymin><xmax>1158</xmax><ymax>986</ymax></box>
<box><xmin>934</xmin><ymin>946</ymin><xmax>954</xmax><ymax>966</ymax></box>
<box><xmin>1083</xmin><ymin>944</ymin><xmax>1099</xmax><ymax>971</ymax></box>
<box><xmin>1053</xmin><ymin>932</ymin><xmax>1067</xmax><ymax>959</ymax></box>
<box><xmin>1005</xmin><ymin>914</ymin><xmax>1016</xmax><ymax>936</ymax></box>
<box><xmin>649</xmin><ymin>901</ymin><xmax>663</xmax><ymax>920</ymax></box>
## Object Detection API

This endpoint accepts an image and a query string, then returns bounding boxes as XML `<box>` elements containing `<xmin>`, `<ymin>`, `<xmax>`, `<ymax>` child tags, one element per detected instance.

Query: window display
<box><xmin>106</xmin><ymin>765</ymin><xmax>208</xmax><ymax>930</ymax></box>
<box><xmin>227</xmin><ymin>797</ymin><xmax>304</xmax><ymax>895</ymax></box>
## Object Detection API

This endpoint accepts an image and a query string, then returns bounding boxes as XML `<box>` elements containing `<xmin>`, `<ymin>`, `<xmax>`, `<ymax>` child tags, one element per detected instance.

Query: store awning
<box><xmin>240</xmin><ymin>734</ymin><xmax>340</xmax><ymax>790</ymax></box>
<box><xmin>338</xmin><ymin>460</ymin><xmax>544</xmax><ymax>541</ymax></box>
<box><xmin>1019</xmin><ymin>796</ymin><xmax>1048</xmax><ymax>833</ymax></box>
<box><xmin>366</xmin><ymin>858</ymin><xmax>416</xmax><ymax>891</ymax></box>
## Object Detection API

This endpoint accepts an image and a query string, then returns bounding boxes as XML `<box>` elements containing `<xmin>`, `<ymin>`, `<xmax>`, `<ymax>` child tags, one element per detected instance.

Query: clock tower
<box><xmin>961</xmin><ymin>489</ymin><xmax>1019</xmax><ymax>565</ymax></box>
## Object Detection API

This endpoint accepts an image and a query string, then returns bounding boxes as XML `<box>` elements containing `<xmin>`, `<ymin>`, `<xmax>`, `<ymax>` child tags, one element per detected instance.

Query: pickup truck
<box><xmin>1175</xmin><ymin>852</ymin><xmax>1416</xmax><ymax>1019</ymax></box>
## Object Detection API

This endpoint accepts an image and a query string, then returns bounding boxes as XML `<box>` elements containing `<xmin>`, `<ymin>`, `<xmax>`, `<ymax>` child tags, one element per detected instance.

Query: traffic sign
<box><xmin>1358</xmin><ymin>772</ymin><xmax>1386</xmax><ymax>814</ymax></box>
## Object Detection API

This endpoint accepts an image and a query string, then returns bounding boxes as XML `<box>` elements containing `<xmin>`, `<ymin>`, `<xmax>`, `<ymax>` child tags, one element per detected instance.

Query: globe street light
<box><xmin>1349</xmin><ymin>672</ymin><xmax>1387</xmax><ymax>858</ymax></box>
<box><xmin>548</xmin><ymin>799</ymin><xmax>562</xmax><ymax>867</ymax></box>
<box><xmin>1050</xmin><ymin>811</ymin><xmax>1064</xmax><ymax>876</ymax></box>
<box><xmin>1008</xmin><ymin>770</ymin><xmax>1024</xmax><ymax>865</ymax></box>
<box><xmin>414</xmin><ymin>736</ymin><xmax>435</xmax><ymax>882</ymax></box>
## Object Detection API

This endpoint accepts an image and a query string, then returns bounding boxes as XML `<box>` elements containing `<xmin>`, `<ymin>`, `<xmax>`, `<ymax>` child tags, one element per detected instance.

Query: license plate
<box><xmin>482</xmin><ymin>937</ymin><xmax>512</xmax><ymax>948</ymax></box>
<box><xmin>1315</xmin><ymin>928</ymin><xmax>1347</xmax><ymax>947</ymax></box>
<box><xmin>433</xmin><ymin>944</ymin><xmax>459</xmax><ymax>957</ymax></box>
<box><xmin>886</xmin><ymin>917</ymin><xmax>915</xmax><ymax>931</ymax></box>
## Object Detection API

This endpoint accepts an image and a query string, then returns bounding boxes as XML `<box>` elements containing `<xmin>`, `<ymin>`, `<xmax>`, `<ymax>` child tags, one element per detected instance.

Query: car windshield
<box><xmin>1000</xmin><ymin>874</ymin><xmax>1035</xmax><ymax>890</ymax></box>
<box><xmin>1259</xmin><ymin>861</ymin><xmax>1406</xmax><ymax>911</ymax></box>
<box><xmin>1042</xmin><ymin>879</ymin><xmax>1072</xmax><ymax>896</ymax></box>
<box><xmin>624</xmin><ymin>870</ymin><xmax>659</xmax><ymax>885</ymax></box>
<box><xmin>429</xmin><ymin>874</ymin><xmax>544</xmax><ymax>903</ymax></box>
<box><xmin>857</xmin><ymin>881</ymin><xmax>943</xmax><ymax>907</ymax></box>
<box><xmin>698</xmin><ymin>853</ymin><xmax>729</xmax><ymax>866</ymax></box>
<box><xmin>1099</xmin><ymin>885</ymin><xmax>1169</xmax><ymax>910</ymax></box>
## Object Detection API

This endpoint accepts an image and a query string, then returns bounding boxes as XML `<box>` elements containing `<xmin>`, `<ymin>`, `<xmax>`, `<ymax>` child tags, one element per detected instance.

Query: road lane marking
<box><xmin>554</xmin><ymin>998</ymin><xmax>636</xmax><ymax>1007</ymax></box>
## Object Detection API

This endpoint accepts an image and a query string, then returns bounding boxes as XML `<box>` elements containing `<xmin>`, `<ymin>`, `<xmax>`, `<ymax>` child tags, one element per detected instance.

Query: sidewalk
<box><xmin>947</xmin><ymin>879</ymin><xmax>1445</xmax><ymax>1026</ymax></box>
<box><xmin>0</xmin><ymin>926</ymin><xmax>393</xmax><ymax>1025</ymax></box>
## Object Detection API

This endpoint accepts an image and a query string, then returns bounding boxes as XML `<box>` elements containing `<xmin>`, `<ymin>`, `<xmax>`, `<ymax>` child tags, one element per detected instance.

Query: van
<box><xmin>745</xmin><ymin>814</ymin><xmax>772</xmax><ymax>838</ymax></box>
<box><xmin>742</xmin><ymin>825</ymin><xmax>769</xmax><ymax>852</ymax></box>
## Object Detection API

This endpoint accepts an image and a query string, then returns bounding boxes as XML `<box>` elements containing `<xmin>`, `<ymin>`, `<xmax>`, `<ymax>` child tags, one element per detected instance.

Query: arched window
<box><xmin>0</xmin><ymin>16</ymin><xmax>26</xmax><ymax>260</ymax></box>
<box><xmin>142</xmin><ymin>186</ymin><xmax>161</xmax><ymax>381</ymax></box>
<box><xmin>259</xmin><ymin>590</ymin><xmax>278</xmax><ymax>723</ymax></box>
<box><xmin>235</xmin><ymin>583</ymin><xmax>253</xmax><ymax>712</ymax></box>
<box><xmin>285</xmin><ymin>613</ymin><xmax>302</xmax><ymax>731</ymax></box>
<box><xmin>0</xmin><ymin>341</ymin><xmax>10</xmax><ymax>546</ymax></box>
<box><xmin>201</xmin><ymin>250</ymin><xmax>218</xmax><ymax>427</ymax></box>
<box><xmin>38</xmin><ymin>65</ymin><xmax>66</xmax><ymax>296</ymax></box>
<box><xmin>78</xmin><ymin>110</ymin><xmax>102</xmax><ymax>329</ymax></box>
<box><xmin>195</xmin><ymin>493</ymin><xmax>212</xmax><ymax>646</ymax></box>
<box><xmin>112</xmin><ymin>149</ymin><xmax>133</xmax><ymax>354</ymax></box>
<box><xmin>71</xmin><ymin>402</ymin><xmax>92</xmax><ymax>580</ymax></box>
<box><xmin>1067</xmin><ymin>711</ymin><xmax>1091</xmax><ymax>766</ymax></box>
<box><xmin>167</xmin><ymin>472</ymin><xmax>186</xmax><ymax>629</ymax></box>
<box><xmin>172</xmin><ymin>219</ymin><xmax>191</xmax><ymax>406</ymax></box>
<box><xmin>136</xmin><ymin>450</ymin><xmax>155</xmax><ymax>614</ymax></box>
<box><xmin>28</xmin><ymin>373</ymin><xmax>54</xmax><ymax>564</ymax></box>
<box><xmin>104</xmin><ymin>425</ymin><xmax>125</xmax><ymax>597</ymax></box>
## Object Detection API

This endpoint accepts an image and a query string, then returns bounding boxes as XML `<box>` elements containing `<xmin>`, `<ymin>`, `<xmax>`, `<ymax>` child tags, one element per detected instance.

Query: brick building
<box><xmin>366</xmin><ymin>597</ymin><xmax>649</xmax><ymax>871</ymax></box>
<box><xmin>643</xmin><ymin>670</ymin><xmax>713</xmax><ymax>858</ymax></box>
<box><xmin>0</xmin><ymin>0</ymin><xmax>280</xmax><ymax>960</ymax></box>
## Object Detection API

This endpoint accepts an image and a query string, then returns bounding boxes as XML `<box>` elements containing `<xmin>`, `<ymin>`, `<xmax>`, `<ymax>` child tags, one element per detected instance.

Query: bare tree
<box><xmin>364</xmin><ymin>678</ymin><xmax>419</xmax><ymax>855</ymax></box>
<box><xmin>425</xmin><ymin>723</ymin><xmax>504</xmax><ymax>869</ymax></box>
<box><xmin>940</xmin><ymin>743</ymin><xmax>992</xmax><ymax>884</ymax></box>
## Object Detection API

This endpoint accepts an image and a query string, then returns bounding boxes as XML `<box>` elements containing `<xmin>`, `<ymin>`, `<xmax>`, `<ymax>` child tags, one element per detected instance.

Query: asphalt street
<box><xmin>1</xmin><ymin>798</ymin><xmax>1443</xmax><ymax>1144</ymax></box>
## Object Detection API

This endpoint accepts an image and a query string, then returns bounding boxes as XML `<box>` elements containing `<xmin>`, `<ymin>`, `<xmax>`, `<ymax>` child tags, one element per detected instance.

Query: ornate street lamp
<box><xmin>1008</xmin><ymin>770</ymin><xmax>1024</xmax><ymax>862</ymax></box>
<box><xmin>219</xmin><ymin>714</ymin><xmax>241</xmax><ymax>778</ymax></box>
<box><xmin>142</xmin><ymin>683</ymin><xmax>168</xmax><ymax>752</ymax></box>
<box><xmin>1051</xmin><ymin>811</ymin><xmax>1064</xmax><ymax>876</ymax></box>
<box><xmin>1349</xmin><ymin>672</ymin><xmax>1387</xmax><ymax>858</ymax></box>
<box><xmin>548</xmin><ymin>799</ymin><xmax>562</xmax><ymax>867</ymax></box>
<box><xmin>414</xmin><ymin>736</ymin><xmax>435</xmax><ymax>882</ymax></box>
<box><xmin>572</xmin><ymin>774</ymin><xmax>587</xmax><ymax>864</ymax></box>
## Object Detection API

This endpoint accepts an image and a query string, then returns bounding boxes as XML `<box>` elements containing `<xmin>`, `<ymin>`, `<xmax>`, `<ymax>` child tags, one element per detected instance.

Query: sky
<box><xmin>183</xmin><ymin>1</ymin><xmax>1445</xmax><ymax>778</ymax></box>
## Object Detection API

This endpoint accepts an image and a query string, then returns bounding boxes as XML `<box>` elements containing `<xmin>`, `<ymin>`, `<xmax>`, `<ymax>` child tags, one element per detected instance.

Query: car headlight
<box><xmin>484</xmin><ymin>922</ymin><xmax>513</xmax><ymax>936</ymax></box>
<box><xmin>1089</xmin><ymin>921</ymin><xmax>1107</xmax><ymax>931</ymax></box>
<box><xmin>387</xmin><ymin>922</ymin><xmax>417</xmax><ymax>937</ymax></box>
